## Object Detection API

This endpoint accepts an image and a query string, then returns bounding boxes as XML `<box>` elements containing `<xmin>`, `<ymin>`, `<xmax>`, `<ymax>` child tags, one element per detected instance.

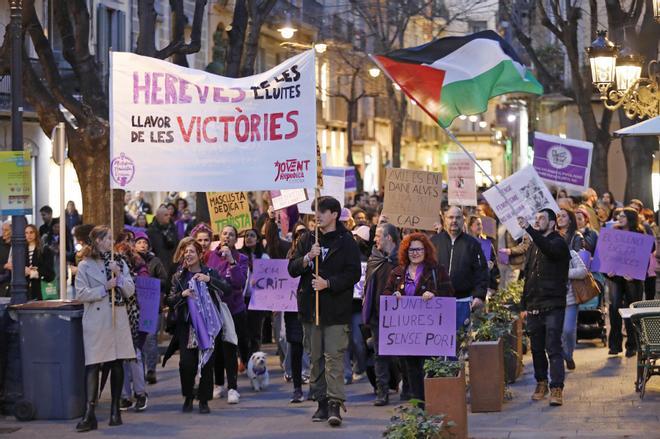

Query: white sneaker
<box><xmin>213</xmin><ymin>385</ymin><xmax>225</xmax><ymax>399</ymax></box>
<box><xmin>227</xmin><ymin>389</ymin><xmax>240</xmax><ymax>404</ymax></box>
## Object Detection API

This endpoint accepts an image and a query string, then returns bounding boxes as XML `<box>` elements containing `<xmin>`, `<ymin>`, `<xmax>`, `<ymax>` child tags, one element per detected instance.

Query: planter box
<box><xmin>504</xmin><ymin>318</ymin><xmax>524</xmax><ymax>383</ymax></box>
<box><xmin>424</xmin><ymin>369</ymin><xmax>467</xmax><ymax>439</ymax></box>
<box><xmin>469</xmin><ymin>339</ymin><xmax>504</xmax><ymax>412</ymax></box>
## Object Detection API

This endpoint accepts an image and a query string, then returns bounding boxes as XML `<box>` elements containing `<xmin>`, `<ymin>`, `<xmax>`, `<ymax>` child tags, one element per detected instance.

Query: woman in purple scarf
<box><xmin>383</xmin><ymin>233</ymin><xmax>454</xmax><ymax>403</ymax></box>
<box><xmin>167</xmin><ymin>238</ymin><xmax>230</xmax><ymax>414</ymax></box>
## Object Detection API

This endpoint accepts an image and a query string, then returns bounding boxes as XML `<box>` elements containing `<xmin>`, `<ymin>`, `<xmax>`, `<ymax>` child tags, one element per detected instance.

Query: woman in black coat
<box><xmin>21</xmin><ymin>224</ymin><xmax>55</xmax><ymax>300</ymax></box>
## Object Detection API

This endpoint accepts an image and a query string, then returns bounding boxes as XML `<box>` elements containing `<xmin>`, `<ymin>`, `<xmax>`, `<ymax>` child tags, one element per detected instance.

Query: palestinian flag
<box><xmin>372</xmin><ymin>30</ymin><xmax>543</xmax><ymax>128</ymax></box>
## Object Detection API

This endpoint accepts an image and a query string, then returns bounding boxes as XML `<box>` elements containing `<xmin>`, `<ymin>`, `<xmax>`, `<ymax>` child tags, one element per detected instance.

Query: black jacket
<box><xmin>431</xmin><ymin>231</ymin><xmax>488</xmax><ymax>300</ymax></box>
<box><xmin>288</xmin><ymin>224</ymin><xmax>362</xmax><ymax>326</ymax></box>
<box><xmin>147</xmin><ymin>221</ymin><xmax>180</xmax><ymax>274</ymax></box>
<box><xmin>521</xmin><ymin>226</ymin><xmax>570</xmax><ymax>311</ymax></box>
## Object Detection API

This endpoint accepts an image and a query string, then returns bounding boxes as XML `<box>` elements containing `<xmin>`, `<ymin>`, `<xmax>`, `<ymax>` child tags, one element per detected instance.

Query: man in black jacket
<box><xmin>288</xmin><ymin>196</ymin><xmax>362</xmax><ymax>427</ymax></box>
<box><xmin>518</xmin><ymin>209</ymin><xmax>570</xmax><ymax>407</ymax></box>
<box><xmin>147</xmin><ymin>206</ymin><xmax>179</xmax><ymax>274</ymax></box>
<box><xmin>362</xmin><ymin>223</ymin><xmax>399</xmax><ymax>406</ymax></box>
<box><xmin>431</xmin><ymin>206</ymin><xmax>488</xmax><ymax>326</ymax></box>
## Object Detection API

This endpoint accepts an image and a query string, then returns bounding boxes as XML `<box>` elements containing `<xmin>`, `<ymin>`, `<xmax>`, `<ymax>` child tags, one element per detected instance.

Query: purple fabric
<box><xmin>498</xmin><ymin>248</ymin><xmax>510</xmax><ymax>265</ymax></box>
<box><xmin>479</xmin><ymin>237</ymin><xmax>492</xmax><ymax>261</ymax></box>
<box><xmin>403</xmin><ymin>265</ymin><xmax>424</xmax><ymax>296</ymax></box>
<box><xmin>206</xmin><ymin>248</ymin><xmax>249</xmax><ymax>315</ymax></box>
<box><xmin>361</xmin><ymin>278</ymin><xmax>375</xmax><ymax>325</ymax></box>
<box><xmin>175</xmin><ymin>219</ymin><xmax>188</xmax><ymax>240</ymax></box>
<box><xmin>186</xmin><ymin>278</ymin><xmax>222</xmax><ymax>372</ymax></box>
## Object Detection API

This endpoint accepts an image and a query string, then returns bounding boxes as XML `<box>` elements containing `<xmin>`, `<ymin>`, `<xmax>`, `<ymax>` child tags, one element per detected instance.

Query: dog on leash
<box><xmin>247</xmin><ymin>351</ymin><xmax>269</xmax><ymax>392</ymax></box>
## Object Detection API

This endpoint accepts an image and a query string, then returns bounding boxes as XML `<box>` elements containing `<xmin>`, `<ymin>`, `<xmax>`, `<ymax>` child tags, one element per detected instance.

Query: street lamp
<box><xmin>314</xmin><ymin>43</ymin><xmax>327</xmax><ymax>54</ymax></box>
<box><xmin>368</xmin><ymin>67</ymin><xmax>381</xmax><ymax>78</ymax></box>
<box><xmin>654</xmin><ymin>0</ymin><xmax>660</xmax><ymax>23</ymax></box>
<box><xmin>587</xmin><ymin>30</ymin><xmax>659</xmax><ymax>120</ymax></box>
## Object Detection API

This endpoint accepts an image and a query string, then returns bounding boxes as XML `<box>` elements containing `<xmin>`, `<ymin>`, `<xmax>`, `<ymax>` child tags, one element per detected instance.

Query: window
<box><xmin>468</xmin><ymin>20</ymin><xmax>488</xmax><ymax>34</ymax></box>
<box><xmin>97</xmin><ymin>4</ymin><xmax>126</xmax><ymax>90</ymax></box>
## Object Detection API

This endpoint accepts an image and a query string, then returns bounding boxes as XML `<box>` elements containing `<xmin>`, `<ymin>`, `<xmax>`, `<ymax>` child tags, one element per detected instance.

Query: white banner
<box><xmin>298</xmin><ymin>168</ymin><xmax>345</xmax><ymax>214</ymax></box>
<box><xmin>447</xmin><ymin>151</ymin><xmax>477</xmax><ymax>206</ymax></box>
<box><xmin>110</xmin><ymin>50</ymin><xmax>317</xmax><ymax>191</ymax></box>
<box><xmin>483</xmin><ymin>166</ymin><xmax>559</xmax><ymax>240</ymax></box>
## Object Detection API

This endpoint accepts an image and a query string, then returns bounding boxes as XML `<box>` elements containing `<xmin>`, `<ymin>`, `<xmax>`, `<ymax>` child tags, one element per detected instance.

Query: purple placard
<box><xmin>481</xmin><ymin>216</ymin><xmax>496</xmax><ymax>239</ymax></box>
<box><xmin>135</xmin><ymin>276</ymin><xmax>161</xmax><ymax>334</ymax></box>
<box><xmin>479</xmin><ymin>238</ymin><xmax>492</xmax><ymax>261</ymax></box>
<box><xmin>248</xmin><ymin>259</ymin><xmax>298</xmax><ymax>312</ymax></box>
<box><xmin>533</xmin><ymin>134</ymin><xmax>592</xmax><ymax>189</ymax></box>
<box><xmin>345</xmin><ymin>167</ymin><xmax>357</xmax><ymax>192</ymax></box>
<box><xmin>379</xmin><ymin>296</ymin><xmax>456</xmax><ymax>357</ymax></box>
<box><xmin>497</xmin><ymin>248</ymin><xmax>510</xmax><ymax>265</ymax></box>
<box><xmin>578</xmin><ymin>249</ymin><xmax>592</xmax><ymax>270</ymax></box>
<box><xmin>591</xmin><ymin>228</ymin><xmax>654</xmax><ymax>280</ymax></box>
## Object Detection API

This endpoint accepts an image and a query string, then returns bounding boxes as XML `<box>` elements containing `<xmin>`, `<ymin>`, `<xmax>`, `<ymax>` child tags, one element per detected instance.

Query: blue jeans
<box><xmin>562</xmin><ymin>304</ymin><xmax>578</xmax><ymax>361</ymax></box>
<box><xmin>527</xmin><ymin>308</ymin><xmax>565</xmax><ymax>389</ymax></box>
<box><xmin>344</xmin><ymin>311</ymin><xmax>368</xmax><ymax>379</ymax></box>
<box><xmin>123</xmin><ymin>347</ymin><xmax>146</xmax><ymax>398</ymax></box>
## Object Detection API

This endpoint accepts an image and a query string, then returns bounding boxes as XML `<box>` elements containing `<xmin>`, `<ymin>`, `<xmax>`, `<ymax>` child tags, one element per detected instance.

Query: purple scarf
<box><xmin>404</xmin><ymin>265</ymin><xmax>424</xmax><ymax>296</ymax></box>
<box><xmin>186</xmin><ymin>278</ymin><xmax>222</xmax><ymax>375</ymax></box>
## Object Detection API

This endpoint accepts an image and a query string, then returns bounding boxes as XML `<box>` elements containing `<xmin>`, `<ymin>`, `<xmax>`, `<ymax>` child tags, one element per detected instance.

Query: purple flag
<box><xmin>379</xmin><ymin>296</ymin><xmax>456</xmax><ymax>357</ymax></box>
<box><xmin>135</xmin><ymin>276</ymin><xmax>161</xmax><ymax>334</ymax></box>
<box><xmin>591</xmin><ymin>228</ymin><xmax>654</xmax><ymax>281</ymax></box>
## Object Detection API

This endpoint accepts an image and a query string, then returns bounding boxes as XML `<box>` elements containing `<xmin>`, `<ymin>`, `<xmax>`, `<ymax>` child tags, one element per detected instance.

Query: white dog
<box><xmin>247</xmin><ymin>351</ymin><xmax>270</xmax><ymax>392</ymax></box>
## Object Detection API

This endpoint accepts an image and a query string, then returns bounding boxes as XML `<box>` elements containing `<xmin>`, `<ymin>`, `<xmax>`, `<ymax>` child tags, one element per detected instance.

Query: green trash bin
<box><xmin>10</xmin><ymin>300</ymin><xmax>85</xmax><ymax>420</ymax></box>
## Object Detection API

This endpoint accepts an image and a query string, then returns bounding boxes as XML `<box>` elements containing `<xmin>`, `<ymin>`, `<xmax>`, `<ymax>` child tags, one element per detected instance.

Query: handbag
<box><xmin>571</xmin><ymin>272</ymin><xmax>600</xmax><ymax>304</ymax></box>
<box><xmin>40</xmin><ymin>280</ymin><xmax>59</xmax><ymax>300</ymax></box>
<box><xmin>218</xmin><ymin>301</ymin><xmax>238</xmax><ymax>345</ymax></box>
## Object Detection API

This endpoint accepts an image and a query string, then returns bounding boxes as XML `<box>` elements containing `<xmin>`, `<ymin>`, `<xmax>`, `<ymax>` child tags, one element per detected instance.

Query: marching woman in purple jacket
<box><xmin>206</xmin><ymin>225</ymin><xmax>249</xmax><ymax>404</ymax></box>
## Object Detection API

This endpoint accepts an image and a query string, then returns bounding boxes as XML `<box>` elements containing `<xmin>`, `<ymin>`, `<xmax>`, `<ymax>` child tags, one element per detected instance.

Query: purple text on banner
<box><xmin>479</xmin><ymin>238</ymin><xmax>492</xmax><ymax>261</ymax></box>
<box><xmin>378</xmin><ymin>296</ymin><xmax>456</xmax><ymax>357</ymax></box>
<box><xmin>135</xmin><ymin>276</ymin><xmax>161</xmax><ymax>334</ymax></box>
<box><xmin>248</xmin><ymin>259</ymin><xmax>298</xmax><ymax>312</ymax></box>
<box><xmin>590</xmin><ymin>228</ymin><xmax>654</xmax><ymax>281</ymax></box>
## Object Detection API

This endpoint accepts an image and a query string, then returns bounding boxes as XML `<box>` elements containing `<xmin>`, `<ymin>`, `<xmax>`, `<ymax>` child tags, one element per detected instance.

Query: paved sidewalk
<box><xmin>2</xmin><ymin>341</ymin><xmax>659</xmax><ymax>438</ymax></box>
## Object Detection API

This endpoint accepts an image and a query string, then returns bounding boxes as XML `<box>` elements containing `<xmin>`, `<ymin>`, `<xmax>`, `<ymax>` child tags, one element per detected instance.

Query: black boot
<box><xmin>182</xmin><ymin>397</ymin><xmax>194</xmax><ymax>412</ymax></box>
<box><xmin>311</xmin><ymin>398</ymin><xmax>328</xmax><ymax>422</ymax></box>
<box><xmin>374</xmin><ymin>387</ymin><xmax>389</xmax><ymax>406</ymax></box>
<box><xmin>76</xmin><ymin>365</ymin><xmax>99</xmax><ymax>432</ymax></box>
<box><xmin>328</xmin><ymin>399</ymin><xmax>345</xmax><ymax>427</ymax></box>
<box><xmin>109</xmin><ymin>361</ymin><xmax>124</xmax><ymax>426</ymax></box>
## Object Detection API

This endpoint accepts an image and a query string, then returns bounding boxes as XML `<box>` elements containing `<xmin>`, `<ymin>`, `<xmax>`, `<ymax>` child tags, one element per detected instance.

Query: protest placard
<box><xmin>135</xmin><ymin>276</ymin><xmax>161</xmax><ymax>334</ymax></box>
<box><xmin>270</xmin><ymin>189</ymin><xmax>308</xmax><ymax>211</ymax></box>
<box><xmin>298</xmin><ymin>167</ymin><xmax>345</xmax><ymax>214</ymax></box>
<box><xmin>379</xmin><ymin>296</ymin><xmax>456</xmax><ymax>357</ymax></box>
<box><xmin>533</xmin><ymin>132</ymin><xmax>593</xmax><ymax>193</ymax></box>
<box><xmin>382</xmin><ymin>168</ymin><xmax>442</xmax><ymax>231</ymax></box>
<box><xmin>479</xmin><ymin>238</ymin><xmax>492</xmax><ymax>261</ymax></box>
<box><xmin>248</xmin><ymin>259</ymin><xmax>298</xmax><ymax>312</ymax></box>
<box><xmin>110</xmin><ymin>50</ymin><xmax>316</xmax><ymax>191</ymax></box>
<box><xmin>480</xmin><ymin>216</ymin><xmax>497</xmax><ymax>239</ymax></box>
<box><xmin>353</xmin><ymin>262</ymin><xmax>367</xmax><ymax>299</ymax></box>
<box><xmin>447</xmin><ymin>152</ymin><xmax>477</xmax><ymax>206</ymax></box>
<box><xmin>344</xmin><ymin>167</ymin><xmax>357</xmax><ymax>192</ymax></box>
<box><xmin>590</xmin><ymin>228</ymin><xmax>654</xmax><ymax>280</ymax></box>
<box><xmin>0</xmin><ymin>151</ymin><xmax>32</xmax><ymax>216</ymax></box>
<box><xmin>483</xmin><ymin>166</ymin><xmax>559</xmax><ymax>240</ymax></box>
<box><xmin>206</xmin><ymin>192</ymin><xmax>252</xmax><ymax>235</ymax></box>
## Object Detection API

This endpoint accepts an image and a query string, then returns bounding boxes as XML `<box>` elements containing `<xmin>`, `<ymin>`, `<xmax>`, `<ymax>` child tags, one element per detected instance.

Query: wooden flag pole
<box><xmin>110</xmin><ymin>188</ymin><xmax>116</xmax><ymax>328</ymax></box>
<box><xmin>314</xmin><ymin>187</ymin><xmax>320</xmax><ymax>326</ymax></box>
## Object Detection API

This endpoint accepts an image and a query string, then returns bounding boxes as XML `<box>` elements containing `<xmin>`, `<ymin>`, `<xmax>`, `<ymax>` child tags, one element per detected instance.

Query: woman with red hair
<box><xmin>383</xmin><ymin>232</ymin><xmax>454</xmax><ymax>402</ymax></box>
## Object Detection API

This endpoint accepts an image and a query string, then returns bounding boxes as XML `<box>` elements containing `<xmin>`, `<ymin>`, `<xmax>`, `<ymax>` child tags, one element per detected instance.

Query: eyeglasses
<box><xmin>408</xmin><ymin>248</ymin><xmax>425</xmax><ymax>254</ymax></box>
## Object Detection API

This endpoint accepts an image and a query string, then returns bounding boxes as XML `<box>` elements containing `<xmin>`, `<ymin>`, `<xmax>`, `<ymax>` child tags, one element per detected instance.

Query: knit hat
<box><xmin>134</xmin><ymin>230</ymin><xmax>150</xmax><ymax>244</ymax></box>
<box><xmin>339</xmin><ymin>207</ymin><xmax>352</xmax><ymax>222</ymax></box>
<box><xmin>352</xmin><ymin>225</ymin><xmax>371</xmax><ymax>241</ymax></box>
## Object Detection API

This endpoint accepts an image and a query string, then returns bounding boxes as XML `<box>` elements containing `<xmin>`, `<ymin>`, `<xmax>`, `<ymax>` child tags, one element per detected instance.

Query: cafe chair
<box><xmin>631</xmin><ymin>314</ymin><xmax>660</xmax><ymax>399</ymax></box>
<box><xmin>631</xmin><ymin>300</ymin><xmax>660</xmax><ymax>308</ymax></box>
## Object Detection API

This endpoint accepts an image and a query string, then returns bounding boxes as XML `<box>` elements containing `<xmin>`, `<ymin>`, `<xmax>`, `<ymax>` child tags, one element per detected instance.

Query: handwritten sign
<box><xmin>135</xmin><ymin>276</ymin><xmax>161</xmax><ymax>334</ymax></box>
<box><xmin>353</xmin><ymin>262</ymin><xmax>367</xmax><ymax>299</ymax></box>
<box><xmin>270</xmin><ymin>189</ymin><xmax>308</xmax><ymax>211</ymax></box>
<box><xmin>248</xmin><ymin>259</ymin><xmax>298</xmax><ymax>312</ymax></box>
<box><xmin>382</xmin><ymin>168</ymin><xmax>442</xmax><ymax>231</ymax></box>
<box><xmin>483</xmin><ymin>166</ymin><xmax>559</xmax><ymax>240</ymax></box>
<box><xmin>447</xmin><ymin>151</ymin><xmax>477</xmax><ymax>206</ymax></box>
<box><xmin>379</xmin><ymin>296</ymin><xmax>456</xmax><ymax>357</ymax></box>
<box><xmin>298</xmin><ymin>167</ymin><xmax>345</xmax><ymax>214</ymax></box>
<box><xmin>207</xmin><ymin>191</ymin><xmax>252</xmax><ymax>235</ymax></box>
<box><xmin>591</xmin><ymin>228</ymin><xmax>654</xmax><ymax>280</ymax></box>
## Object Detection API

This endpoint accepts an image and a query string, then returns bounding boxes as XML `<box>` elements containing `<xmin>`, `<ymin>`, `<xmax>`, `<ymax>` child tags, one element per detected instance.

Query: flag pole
<box><xmin>314</xmin><ymin>187</ymin><xmax>320</xmax><ymax>327</ymax></box>
<box><xmin>110</xmin><ymin>187</ymin><xmax>116</xmax><ymax>328</ymax></box>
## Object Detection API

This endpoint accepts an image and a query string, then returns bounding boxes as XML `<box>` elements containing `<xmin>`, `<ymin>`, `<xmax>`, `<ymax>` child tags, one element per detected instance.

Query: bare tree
<box><xmin>240</xmin><ymin>0</ymin><xmax>278</xmax><ymax>77</ymax></box>
<box><xmin>0</xmin><ymin>0</ymin><xmax>210</xmax><ymax>230</ymax></box>
<box><xmin>508</xmin><ymin>0</ymin><xmax>658</xmax><ymax>205</ymax></box>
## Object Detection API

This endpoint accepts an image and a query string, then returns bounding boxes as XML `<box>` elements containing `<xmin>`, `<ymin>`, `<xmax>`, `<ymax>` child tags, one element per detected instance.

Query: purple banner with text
<box><xmin>591</xmin><ymin>228</ymin><xmax>654</xmax><ymax>281</ymax></box>
<box><xmin>248</xmin><ymin>259</ymin><xmax>298</xmax><ymax>312</ymax></box>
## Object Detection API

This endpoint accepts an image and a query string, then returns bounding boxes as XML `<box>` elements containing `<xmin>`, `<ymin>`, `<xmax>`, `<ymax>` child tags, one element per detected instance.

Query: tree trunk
<box><xmin>240</xmin><ymin>18</ymin><xmax>261</xmax><ymax>77</ymax></box>
<box><xmin>589</xmin><ymin>137</ymin><xmax>610</xmax><ymax>194</ymax></box>
<box><xmin>225</xmin><ymin>0</ymin><xmax>248</xmax><ymax>78</ymax></box>
<box><xmin>622</xmin><ymin>136</ymin><xmax>656</xmax><ymax>207</ymax></box>
<box><xmin>388</xmin><ymin>87</ymin><xmax>406</xmax><ymax>169</ymax></box>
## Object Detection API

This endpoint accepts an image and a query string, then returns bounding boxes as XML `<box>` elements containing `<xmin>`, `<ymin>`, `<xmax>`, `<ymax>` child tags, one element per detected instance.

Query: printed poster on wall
<box><xmin>110</xmin><ymin>50</ymin><xmax>317</xmax><ymax>191</ymax></box>
<box><xmin>382</xmin><ymin>168</ymin><xmax>442</xmax><ymax>231</ymax></box>
<box><xmin>447</xmin><ymin>151</ymin><xmax>477</xmax><ymax>206</ymax></box>
<box><xmin>483</xmin><ymin>166</ymin><xmax>559</xmax><ymax>240</ymax></box>
<box><xmin>0</xmin><ymin>151</ymin><xmax>32</xmax><ymax>216</ymax></box>
<box><xmin>206</xmin><ymin>192</ymin><xmax>252</xmax><ymax>235</ymax></box>
<box><xmin>532</xmin><ymin>132</ymin><xmax>593</xmax><ymax>193</ymax></box>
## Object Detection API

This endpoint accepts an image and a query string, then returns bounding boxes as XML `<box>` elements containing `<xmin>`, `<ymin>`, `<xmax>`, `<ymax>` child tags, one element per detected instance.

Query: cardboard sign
<box><xmin>110</xmin><ymin>50</ymin><xmax>317</xmax><ymax>191</ymax></box>
<box><xmin>270</xmin><ymin>189</ymin><xmax>308</xmax><ymax>211</ymax></box>
<box><xmin>206</xmin><ymin>192</ymin><xmax>252</xmax><ymax>235</ymax></box>
<box><xmin>483</xmin><ymin>166</ymin><xmax>559</xmax><ymax>240</ymax></box>
<box><xmin>135</xmin><ymin>276</ymin><xmax>161</xmax><ymax>334</ymax></box>
<box><xmin>378</xmin><ymin>296</ymin><xmax>456</xmax><ymax>357</ymax></box>
<box><xmin>591</xmin><ymin>228</ymin><xmax>654</xmax><ymax>281</ymax></box>
<box><xmin>533</xmin><ymin>132</ymin><xmax>593</xmax><ymax>193</ymax></box>
<box><xmin>248</xmin><ymin>259</ymin><xmax>298</xmax><ymax>312</ymax></box>
<box><xmin>298</xmin><ymin>167</ymin><xmax>345</xmax><ymax>214</ymax></box>
<box><xmin>382</xmin><ymin>168</ymin><xmax>442</xmax><ymax>231</ymax></box>
<box><xmin>0</xmin><ymin>151</ymin><xmax>32</xmax><ymax>216</ymax></box>
<box><xmin>447</xmin><ymin>151</ymin><xmax>477</xmax><ymax>206</ymax></box>
<box><xmin>353</xmin><ymin>262</ymin><xmax>367</xmax><ymax>299</ymax></box>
